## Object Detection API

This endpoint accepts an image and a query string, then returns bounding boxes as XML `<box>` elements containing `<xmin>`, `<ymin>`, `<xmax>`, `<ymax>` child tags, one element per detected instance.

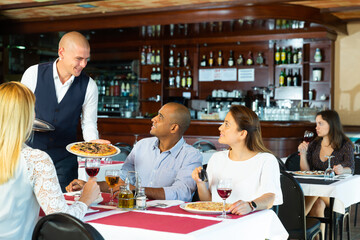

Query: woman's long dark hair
<box><xmin>229</xmin><ymin>105</ymin><xmax>270</xmax><ymax>153</ymax></box>
<box><xmin>316</xmin><ymin>110</ymin><xmax>351</xmax><ymax>150</ymax></box>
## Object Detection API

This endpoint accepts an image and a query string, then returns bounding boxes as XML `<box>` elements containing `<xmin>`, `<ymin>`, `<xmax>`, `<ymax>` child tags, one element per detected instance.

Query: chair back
<box><xmin>275</xmin><ymin>156</ymin><xmax>286</xmax><ymax>171</ymax></box>
<box><xmin>285</xmin><ymin>152</ymin><xmax>300</xmax><ymax>171</ymax></box>
<box><xmin>354</xmin><ymin>154</ymin><xmax>360</xmax><ymax>175</ymax></box>
<box><xmin>113</xmin><ymin>142</ymin><xmax>133</xmax><ymax>161</ymax></box>
<box><xmin>32</xmin><ymin>213</ymin><xmax>104</xmax><ymax>240</ymax></box>
<box><xmin>192</xmin><ymin>139</ymin><xmax>216</xmax><ymax>152</ymax></box>
<box><xmin>278</xmin><ymin>171</ymin><xmax>307</xmax><ymax>239</ymax></box>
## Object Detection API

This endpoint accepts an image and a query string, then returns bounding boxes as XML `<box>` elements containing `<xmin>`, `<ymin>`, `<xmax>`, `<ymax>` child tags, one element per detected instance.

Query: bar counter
<box><xmin>92</xmin><ymin>117</ymin><xmax>316</xmax><ymax>158</ymax></box>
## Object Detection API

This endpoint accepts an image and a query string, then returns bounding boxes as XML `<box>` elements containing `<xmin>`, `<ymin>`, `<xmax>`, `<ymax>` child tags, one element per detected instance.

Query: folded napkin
<box><xmin>147</xmin><ymin>200</ymin><xmax>184</xmax><ymax>208</ymax></box>
<box><xmin>335</xmin><ymin>173</ymin><xmax>352</xmax><ymax>179</ymax></box>
<box><xmin>64</xmin><ymin>191</ymin><xmax>103</xmax><ymax>205</ymax></box>
<box><xmin>64</xmin><ymin>191</ymin><xmax>81</xmax><ymax>196</ymax></box>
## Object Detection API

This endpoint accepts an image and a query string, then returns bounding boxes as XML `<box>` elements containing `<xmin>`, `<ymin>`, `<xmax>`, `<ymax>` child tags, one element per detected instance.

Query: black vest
<box><xmin>29</xmin><ymin>62</ymin><xmax>89</xmax><ymax>163</ymax></box>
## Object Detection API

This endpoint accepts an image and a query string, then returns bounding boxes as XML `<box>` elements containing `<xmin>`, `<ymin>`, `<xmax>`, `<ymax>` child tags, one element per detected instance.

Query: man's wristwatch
<box><xmin>249</xmin><ymin>201</ymin><xmax>257</xmax><ymax>212</ymax></box>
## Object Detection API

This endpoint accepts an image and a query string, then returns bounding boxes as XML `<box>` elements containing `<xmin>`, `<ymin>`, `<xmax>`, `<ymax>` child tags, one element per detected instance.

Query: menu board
<box><xmin>238</xmin><ymin>69</ymin><xmax>255</xmax><ymax>82</ymax></box>
<box><xmin>199</xmin><ymin>68</ymin><xmax>237</xmax><ymax>82</ymax></box>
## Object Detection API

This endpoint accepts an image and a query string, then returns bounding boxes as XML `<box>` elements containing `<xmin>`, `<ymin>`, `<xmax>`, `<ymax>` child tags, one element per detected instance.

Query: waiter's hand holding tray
<box><xmin>66</xmin><ymin>141</ymin><xmax>120</xmax><ymax>158</ymax></box>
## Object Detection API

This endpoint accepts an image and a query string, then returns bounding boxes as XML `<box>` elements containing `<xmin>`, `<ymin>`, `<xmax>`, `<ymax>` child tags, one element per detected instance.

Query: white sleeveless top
<box><xmin>0</xmin><ymin>145</ymin><xmax>87</xmax><ymax>240</ymax></box>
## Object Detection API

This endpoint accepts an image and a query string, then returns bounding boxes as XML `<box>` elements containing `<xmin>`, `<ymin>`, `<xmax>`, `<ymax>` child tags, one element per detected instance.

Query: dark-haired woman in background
<box><xmin>298</xmin><ymin>110</ymin><xmax>354</xmax><ymax>237</ymax></box>
<box><xmin>192</xmin><ymin>105</ymin><xmax>283</xmax><ymax>215</ymax></box>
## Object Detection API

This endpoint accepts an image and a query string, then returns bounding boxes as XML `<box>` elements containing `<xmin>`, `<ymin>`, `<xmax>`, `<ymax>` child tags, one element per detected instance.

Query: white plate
<box><xmin>66</xmin><ymin>141</ymin><xmax>120</xmax><ymax>158</ymax></box>
<box><xmin>291</xmin><ymin>171</ymin><xmax>325</xmax><ymax>177</ymax></box>
<box><xmin>180</xmin><ymin>202</ymin><xmax>231</xmax><ymax>215</ymax></box>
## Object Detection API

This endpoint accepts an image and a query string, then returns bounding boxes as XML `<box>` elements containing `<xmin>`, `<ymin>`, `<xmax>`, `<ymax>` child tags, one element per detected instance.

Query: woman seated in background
<box><xmin>298</xmin><ymin>110</ymin><xmax>354</xmax><ymax>236</ymax></box>
<box><xmin>0</xmin><ymin>82</ymin><xmax>100</xmax><ymax>240</ymax></box>
<box><xmin>192</xmin><ymin>105</ymin><xmax>283</xmax><ymax>215</ymax></box>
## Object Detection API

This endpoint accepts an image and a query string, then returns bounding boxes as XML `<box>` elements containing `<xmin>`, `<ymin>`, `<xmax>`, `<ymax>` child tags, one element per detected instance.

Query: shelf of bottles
<box><xmin>90</xmin><ymin>61</ymin><xmax>139</xmax><ymax>117</ymax></box>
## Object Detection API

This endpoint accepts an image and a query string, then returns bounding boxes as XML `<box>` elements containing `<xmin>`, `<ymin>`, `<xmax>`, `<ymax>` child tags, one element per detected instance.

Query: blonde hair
<box><xmin>0</xmin><ymin>82</ymin><xmax>35</xmax><ymax>184</ymax></box>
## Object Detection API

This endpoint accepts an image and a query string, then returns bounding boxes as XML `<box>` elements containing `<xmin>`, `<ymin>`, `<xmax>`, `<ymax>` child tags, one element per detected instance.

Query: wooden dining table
<box><xmin>65</xmin><ymin>194</ymin><xmax>288</xmax><ymax>240</ymax></box>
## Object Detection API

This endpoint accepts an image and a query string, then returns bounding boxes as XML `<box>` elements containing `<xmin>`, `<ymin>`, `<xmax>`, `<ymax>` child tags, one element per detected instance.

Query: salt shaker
<box><xmin>136</xmin><ymin>187</ymin><xmax>147</xmax><ymax>210</ymax></box>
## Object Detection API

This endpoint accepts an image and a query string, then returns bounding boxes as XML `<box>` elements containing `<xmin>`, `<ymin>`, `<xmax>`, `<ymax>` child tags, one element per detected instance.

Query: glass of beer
<box><xmin>105</xmin><ymin>169</ymin><xmax>120</xmax><ymax>206</ymax></box>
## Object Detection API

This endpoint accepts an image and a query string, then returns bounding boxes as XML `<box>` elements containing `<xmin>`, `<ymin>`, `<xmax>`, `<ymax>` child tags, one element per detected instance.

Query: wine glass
<box><xmin>217</xmin><ymin>178</ymin><xmax>232</xmax><ymax>219</ymax></box>
<box><xmin>303</xmin><ymin>130</ymin><xmax>314</xmax><ymax>143</ymax></box>
<box><xmin>324</xmin><ymin>155</ymin><xmax>335</xmax><ymax>180</ymax></box>
<box><xmin>85</xmin><ymin>158</ymin><xmax>101</xmax><ymax>178</ymax></box>
<box><xmin>105</xmin><ymin>169</ymin><xmax>120</xmax><ymax>206</ymax></box>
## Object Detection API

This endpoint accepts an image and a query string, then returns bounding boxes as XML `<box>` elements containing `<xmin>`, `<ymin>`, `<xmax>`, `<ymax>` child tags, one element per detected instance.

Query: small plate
<box><xmin>66</xmin><ymin>141</ymin><xmax>120</xmax><ymax>158</ymax></box>
<box><xmin>180</xmin><ymin>202</ymin><xmax>231</xmax><ymax>215</ymax></box>
<box><xmin>291</xmin><ymin>170</ymin><xmax>325</xmax><ymax>177</ymax></box>
<box><xmin>33</xmin><ymin>118</ymin><xmax>55</xmax><ymax>132</ymax></box>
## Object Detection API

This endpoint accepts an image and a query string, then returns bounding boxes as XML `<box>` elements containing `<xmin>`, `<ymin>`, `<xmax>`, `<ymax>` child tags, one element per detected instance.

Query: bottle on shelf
<box><xmin>175</xmin><ymin>70</ymin><xmax>181</xmax><ymax>88</ymax></box>
<box><xmin>228</xmin><ymin>50</ymin><xmax>234</xmax><ymax>67</ymax></box>
<box><xmin>293</xmin><ymin>69</ymin><xmax>300</xmax><ymax>86</ymax></box>
<box><xmin>156</xmin><ymin>67</ymin><xmax>161</xmax><ymax>82</ymax></box>
<box><xmin>169</xmin><ymin>70</ymin><xmax>175</xmax><ymax>87</ymax></box>
<box><xmin>146</xmin><ymin>46</ymin><xmax>152</xmax><ymax>65</ymax></box>
<box><xmin>297</xmin><ymin>48</ymin><xmax>302</xmax><ymax>64</ymax></box>
<box><xmin>286</xmin><ymin>47</ymin><xmax>292</xmax><ymax>64</ymax></box>
<box><xmin>170</xmin><ymin>24</ymin><xmax>175</xmax><ymax>36</ymax></box>
<box><xmin>150</xmin><ymin>67</ymin><xmax>156</xmax><ymax>82</ymax></box>
<box><xmin>256</xmin><ymin>52</ymin><xmax>264</xmax><ymax>65</ymax></box>
<box><xmin>200</xmin><ymin>54</ymin><xmax>207</xmax><ymax>67</ymax></box>
<box><xmin>237</xmin><ymin>54</ymin><xmax>244</xmax><ymax>66</ymax></box>
<box><xmin>279</xmin><ymin>68</ymin><xmax>285</xmax><ymax>87</ymax></box>
<box><xmin>125</xmin><ymin>82</ymin><xmax>130</xmax><ymax>96</ymax></box>
<box><xmin>110</xmin><ymin>79</ymin><xmax>114</xmax><ymax>96</ymax></box>
<box><xmin>292</xmin><ymin>48</ymin><xmax>298</xmax><ymax>64</ymax></box>
<box><xmin>141</xmin><ymin>46</ymin><xmax>146</xmax><ymax>65</ymax></box>
<box><xmin>208</xmin><ymin>51</ymin><xmax>214</xmax><ymax>67</ymax></box>
<box><xmin>176</xmin><ymin>52</ymin><xmax>181</xmax><ymax>67</ymax></box>
<box><xmin>281</xmin><ymin>47</ymin><xmax>286</xmax><ymax>64</ymax></box>
<box><xmin>121</xmin><ymin>82</ymin><xmax>126</xmax><ymax>96</ymax></box>
<box><xmin>186</xmin><ymin>70</ymin><xmax>192</xmax><ymax>88</ymax></box>
<box><xmin>246</xmin><ymin>51</ymin><xmax>253</xmax><ymax>65</ymax></box>
<box><xmin>314</xmin><ymin>48</ymin><xmax>322</xmax><ymax>62</ymax></box>
<box><xmin>114</xmin><ymin>80</ymin><xmax>120</xmax><ymax>97</ymax></box>
<box><xmin>156</xmin><ymin>25</ymin><xmax>161</xmax><ymax>37</ymax></box>
<box><xmin>150</xmin><ymin>49</ymin><xmax>156</xmax><ymax>65</ymax></box>
<box><xmin>105</xmin><ymin>81</ymin><xmax>110</xmax><ymax>96</ymax></box>
<box><xmin>275</xmin><ymin>46</ymin><xmax>280</xmax><ymax>65</ymax></box>
<box><xmin>101</xmin><ymin>79</ymin><xmax>106</xmax><ymax>96</ymax></box>
<box><xmin>181</xmin><ymin>71</ymin><xmax>186</xmax><ymax>88</ymax></box>
<box><xmin>183</xmin><ymin>50</ymin><xmax>189</xmax><ymax>67</ymax></box>
<box><xmin>155</xmin><ymin>49</ymin><xmax>161</xmax><ymax>65</ymax></box>
<box><xmin>217</xmin><ymin>50</ymin><xmax>223</xmax><ymax>66</ymax></box>
<box><xmin>286</xmin><ymin>69</ymin><xmax>292</xmax><ymax>86</ymax></box>
<box><xmin>169</xmin><ymin>49</ymin><xmax>174</xmax><ymax>67</ymax></box>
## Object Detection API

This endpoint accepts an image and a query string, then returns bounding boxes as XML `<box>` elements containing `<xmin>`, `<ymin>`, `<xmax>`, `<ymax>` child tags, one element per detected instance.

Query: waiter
<box><xmin>21</xmin><ymin>31</ymin><xmax>108</xmax><ymax>192</ymax></box>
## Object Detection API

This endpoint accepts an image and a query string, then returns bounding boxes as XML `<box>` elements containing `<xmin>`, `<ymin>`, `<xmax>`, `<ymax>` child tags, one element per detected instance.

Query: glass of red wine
<box><xmin>85</xmin><ymin>158</ymin><xmax>101</xmax><ymax>178</ymax></box>
<box><xmin>303</xmin><ymin>130</ymin><xmax>314</xmax><ymax>143</ymax></box>
<box><xmin>217</xmin><ymin>178</ymin><xmax>232</xmax><ymax>219</ymax></box>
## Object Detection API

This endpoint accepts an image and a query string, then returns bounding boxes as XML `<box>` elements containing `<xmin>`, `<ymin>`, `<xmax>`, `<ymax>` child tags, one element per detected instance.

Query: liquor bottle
<box><xmin>125</xmin><ymin>83</ymin><xmax>130</xmax><ymax>96</ymax></box>
<box><xmin>286</xmin><ymin>47</ymin><xmax>292</xmax><ymax>64</ymax></box>
<box><xmin>186</xmin><ymin>70</ymin><xmax>192</xmax><ymax>88</ymax></box>
<box><xmin>183</xmin><ymin>50</ymin><xmax>188</xmax><ymax>67</ymax></box>
<box><xmin>281</xmin><ymin>47</ymin><xmax>286</xmax><ymax>64</ymax></box>
<box><xmin>292</xmin><ymin>48</ymin><xmax>298</xmax><ymax>64</ymax></box>
<box><xmin>208</xmin><ymin>51</ymin><xmax>214</xmax><ymax>67</ymax></box>
<box><xmin>121</xmin><ymin>82</ymin><xmax>126</xmax><ymax>96</ymax></box>
<box><xmin>105</xmin><ymin>81</ymin><xmax>110</xmax><ymax>96</ymax></box>
<box><xmin>101</xmin><ymin>79</ymin><xmax>106</xmax><ymax>96</ymax></box>
<box><xmin>114</xmin><ymin>80</ymin><xmax>120</xmax><ymax>96</ymax></box>
<box><xmin>168</xmin><ymin>49</ymin><xmax>174</xmax><ymax>67</ymax></box>
<box><xmin>169</xmin><ymin>70</ymin><xmax>175</xmax><ymax>87</ymax></box>
<box><xmin>176</xmin><ymin>52</ymin><xmax>181</xmax><ymax>67</ymax></box>
<box><xmin>246</xmin><ymin>51</ymin><xmax>253</xmax><ymax>65</ymax></box>
<box><xmin>155</xmin><ymin>49</ymin><xmax>161</xmax><ymax>65</ymax></box>
<box><xmin>200</xmin><ymin>54</ymin><xmax>207</xmax><ymax>67</ymax></box>
<box><xmin>297</xmin><ymin>48</ymin><xmax>302</xmax><ymax>64</ymax></box>
<box><xmin>175</xmin><ymin>70</ymin><xmax>181</xmax><ymax>88</ymax></box>
<box><xmin>275</xmin><ymin>46</ymin><xmax>280</xmax><ymax>65</ymax></box>
<box><xmin>314</xmin><ymin>48</ymin><xmax>322</xmax><ymax>62</ymax></box>
<box><xmin>228</xmin><ymin>50</ymin><xmax>234</xmax><ymax>67</ymax></box>
<box><xmin>293</xmin><ymin>69</ymin><xmax>299</xmax><ymax>86</ymax></box>
<box><xmin>181</xmin><ymin>71</ymin><xmax>186</xmax><ymax>88</ymax></box>
<box><xmin>279</xmin><ymin>69</ymin><xmax>285</xmax><ymax>87</ymax></box>
<box><xmin>156</xmin><ymin>25</ymin><xmax>161</xmax><ymax>37</ymax></box>
<box><xmin>146</xmin><ymin>46</ymin><xmax>152</xmax><ymax>65</ymax></box>
<box><xmin>170</xmin><ymin>24</ymin><xmax>175</xmax><ymax>36</ymax></box>
<box><xmin>150</xmin><ymin>49</ymin><xmax>155</xmax><ymax>65</ymax></box>
<box><xmin>217</xmin><ymin>50</ymin><xmax>223</xmax><ymax>66</ymax></box>
<box><xmin>237</xmin><ymin>54</ymin><xmax>244</xmax><ymax>66</ymax></box>
<box><xmin>156</xmin><ymin>67</ymin><xmax>161</xmax><ymax>82</ymax></box>
<box><xmin>150</xmin><ymin>67</ymin><xmax>156</xmax><ymax>82</ymax></box>
<box><xmin>286</xmin><ymin>69</ymin><xmax>292</xmax><ymax>86</ymax></box>
<box><xmin>256</xmin><ymin>52</ymin><xmax>264</xmax><ymax>65</ymax></box>
<box><xmin>141</xmin><ymin>46</ymin><xmax>146</xmax><ymax>65</ymax></box>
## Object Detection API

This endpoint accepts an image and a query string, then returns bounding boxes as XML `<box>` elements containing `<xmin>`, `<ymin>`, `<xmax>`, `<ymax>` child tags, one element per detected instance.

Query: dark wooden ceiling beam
<box><xmin>320</xmin><ymin>6</ymin><xmax>360</xmax><ymax>14</ymax></box>
<box><xmin>0</xmin><ymin>0</ymin><xmax>102</xmax><ymax>10</ymax></box>
<box><xmin>1</xmin><ymin>3</ymin><xmax>347</xmax><ymax>35</ymax></box>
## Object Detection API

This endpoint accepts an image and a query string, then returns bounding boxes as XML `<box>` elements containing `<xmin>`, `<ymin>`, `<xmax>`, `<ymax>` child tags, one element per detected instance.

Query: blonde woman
<box><xmin>0</xmin><ymin>82</ymin><xmax>100</xmax><ymax>240</ymax></box>
<box><xmin>192</xmin><ymin>105</ymin><xmax>282</xmax><ymax>215</ymax></box>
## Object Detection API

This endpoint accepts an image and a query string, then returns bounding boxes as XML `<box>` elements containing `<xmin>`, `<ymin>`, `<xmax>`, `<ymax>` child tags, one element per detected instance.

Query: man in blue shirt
<box><xmin>67</xmin><ymin>102</ymin><xmax>202</xmax><ymax>202</ymax></box>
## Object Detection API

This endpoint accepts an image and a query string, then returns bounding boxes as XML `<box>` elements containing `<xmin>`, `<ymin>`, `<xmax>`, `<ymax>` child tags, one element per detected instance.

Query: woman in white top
<box><xmin>192</xmin><ymin>105</ymin><xmax>282</xmax><ymax>215</ymax></box>
<box><xmin>0</xmin><ymin>82</ymin><xmax>100</xmax><ymax>240</ymax></box>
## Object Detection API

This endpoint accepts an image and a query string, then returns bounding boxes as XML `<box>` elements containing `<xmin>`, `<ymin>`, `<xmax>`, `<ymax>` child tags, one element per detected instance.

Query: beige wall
<box><xmin>335</xmin><ymin>22</ymin><xmax>360</xmax><ymax>126</ymax></box>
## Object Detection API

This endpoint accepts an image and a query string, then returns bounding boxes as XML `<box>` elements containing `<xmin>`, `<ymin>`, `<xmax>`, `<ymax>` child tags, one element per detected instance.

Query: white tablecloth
<box><xmin>85</xmin><ymin>209</ymin><xmax>288</xmax><ymax>240</ymax></box>
<box><xmin>298</xmin><ymin>175</ymin><xmax>360</xmax><ymax>214</ymax></box>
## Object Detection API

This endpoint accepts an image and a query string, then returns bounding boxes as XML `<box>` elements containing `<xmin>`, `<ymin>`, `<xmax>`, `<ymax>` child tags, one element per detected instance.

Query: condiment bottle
<box><xmin>136</xmin><ymin>187</ymin><xmax>147</xmax><ymax>210</ymax></box>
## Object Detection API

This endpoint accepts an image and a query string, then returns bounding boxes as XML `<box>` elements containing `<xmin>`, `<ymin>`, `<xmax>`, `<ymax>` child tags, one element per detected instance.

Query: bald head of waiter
<box><xmin>57</xmin><ymin>31</ymin><xmax>90</xmax><ymax>84</ymax></box>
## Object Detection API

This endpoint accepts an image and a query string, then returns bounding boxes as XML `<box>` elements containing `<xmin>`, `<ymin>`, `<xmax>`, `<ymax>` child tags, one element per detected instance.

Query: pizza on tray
<box><xmin>293</xmin><ymin>170</ymin><xmax>324</xmax><ymax>176</ymax></box>
<box><xmin>70</xmin><ymin>142</ymin><xmax>117</xmax><ymax>157</ymax></box>
<box><xmin>185</xmin><ymin>202</ymin><xmax>231</xmax><ymax>212</ymax></box>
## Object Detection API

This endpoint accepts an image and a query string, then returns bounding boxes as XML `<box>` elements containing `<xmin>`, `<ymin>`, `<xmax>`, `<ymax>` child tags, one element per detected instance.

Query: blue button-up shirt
<box><xmin>120</xmin><ymin>137</ymin><xmax>202</xmax><ymax>202</ymax></box>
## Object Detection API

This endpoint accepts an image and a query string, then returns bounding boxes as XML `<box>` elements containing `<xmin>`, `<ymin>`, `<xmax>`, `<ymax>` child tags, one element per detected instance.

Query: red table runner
<box><xmin>88</xmin><ymin>211</ymin><xmax>220</xmax><ymax>234</ymax></box>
